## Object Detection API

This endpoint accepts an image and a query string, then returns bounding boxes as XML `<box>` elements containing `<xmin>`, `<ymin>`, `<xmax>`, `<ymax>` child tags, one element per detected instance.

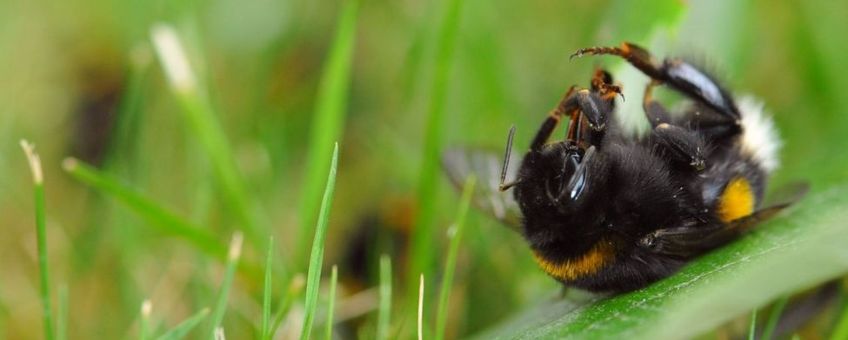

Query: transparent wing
<box><xmin>442</xmin><ymin>147</ymin><xmax>523</xmax><ymax>232</ymax></box>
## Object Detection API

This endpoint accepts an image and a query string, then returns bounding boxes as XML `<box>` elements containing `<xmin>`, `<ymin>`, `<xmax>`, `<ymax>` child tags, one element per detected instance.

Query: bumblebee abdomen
<box><xmin>716</xmin><ymin>176</ymin><xmax>755</xmax><ymax>223</ymax></box>
<box><xmin>531</xmin><ymin>241</ymin><xmax>614</xmax><ymax>282</ymax></box>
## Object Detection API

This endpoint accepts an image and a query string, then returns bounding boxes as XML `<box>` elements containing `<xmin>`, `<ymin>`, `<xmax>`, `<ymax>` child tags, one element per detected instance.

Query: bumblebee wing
<box><xmin>763</xmin><ymin>181</ymin><xmax>809</xmax><ymax>208</ymax></box>
<box><xmin>442</xmin><ymin>147</ymin><xmax>523</xmax><ymax>232</ymax></box>
<box><xmin>641</xmin><ymin>204</ymin><xmax>790</xmax><ymax>258</ymax></box>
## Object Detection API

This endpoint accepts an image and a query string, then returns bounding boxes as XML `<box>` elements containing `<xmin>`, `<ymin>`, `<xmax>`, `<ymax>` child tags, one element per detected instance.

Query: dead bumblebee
<box><xmin>443</xmin><ymin>42</ymin><xmax>803</xmax><ymax>293</ymax></box>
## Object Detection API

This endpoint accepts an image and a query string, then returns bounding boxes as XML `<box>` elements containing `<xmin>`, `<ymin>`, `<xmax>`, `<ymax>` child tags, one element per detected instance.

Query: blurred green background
<box><xmin>2</xmin><ymin>0</ymin><xmax>848</xmax><ymax>338</ymax></box>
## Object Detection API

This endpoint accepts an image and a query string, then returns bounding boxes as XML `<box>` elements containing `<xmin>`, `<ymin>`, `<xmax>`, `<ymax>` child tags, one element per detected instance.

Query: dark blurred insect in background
<box><xmin>444</xmin><ymin>42</ymin><xmax>806</xmax><ymax>293</ymax></box>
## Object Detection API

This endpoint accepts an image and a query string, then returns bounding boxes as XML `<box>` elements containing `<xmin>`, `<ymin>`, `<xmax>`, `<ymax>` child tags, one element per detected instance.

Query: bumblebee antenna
<box><xmin>499</xmin><ymin>125</ymin><xmax>518</xmax><ymax>192</ymax></box>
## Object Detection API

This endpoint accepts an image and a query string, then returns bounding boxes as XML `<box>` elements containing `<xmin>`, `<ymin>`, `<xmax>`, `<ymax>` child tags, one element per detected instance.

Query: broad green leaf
<box><xmin>475</xmin><ymin>184</ymin><xmax>848</xmax><ymax>339</ymax></box>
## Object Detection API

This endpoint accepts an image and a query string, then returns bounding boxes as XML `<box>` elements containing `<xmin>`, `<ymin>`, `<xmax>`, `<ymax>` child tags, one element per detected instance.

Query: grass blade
<box><xmin>209</xmin><ymin>232</ymin><xmax>243</xmax><ymax>335</ymax></box>
<box><xmin>325</xmin><ymin>265</ymin><xmax>338</xmax><ymax>340</ymax></box>
<box><xmin>57</xmin><ymin>284</ymin><xmax>67</xmax><ymax>340</ymax></box>
<box><xmin>418</xmin><ymin>274</ymin><xmax>425</xmax><ymax>340</ymax></box>
<box><xmin>150</xmin><ymin>24</ymin><xmax>262</xmax><ymax>245</ymax></box>
<box><xmin>761</xmin><ymin>296</ymin><xmax>789</xmax><ymax>340</ymax></box>
<box><xmin>748</xmin><ymin>309</ymin><xmax>757</xmax><ymax>340</ymax></box>
<box><xmin>260</xmin><ymin>237</ymin><xmax>274</xmax><ymax>339</ymax></box>
<box><xmin>268</xmin><ymin>274</ymin><xmax>306</xmax><ymax>339</ymax></box>
<box><xmin>831</xmin><ymin>300</ymin><xmax>848</xmax><ymax>340</ymax></box>
<box><xmin>296</xmin><ymin>0</ymin><xmax>359</xmax><ymax>267</ymax></box>
<box><xmin>475</xmin><ymin>184</ymin><xmax>848</xmax><ymax>339</ymax></box>
<box><xmin>140</xmin><ymin>300</ymin><xmax>152</xmax><ymax>340</ymax></box>
<box><xmin>300</xmin><ymin>143</ymin><xmax>340</xmax><ymax>340</ymax></box>
<box><xmin>62</xmin><ymin>157</ymin><xmax>227</xmax><ymax>259</ymax></box>
<box><xmin>156</xmin><ymin>308</ymin><xmax>210</xmax><ymax>340</ymax></box>
<box><xmin>409</xmin><ymin>0</ymin><xmax>464</xmax><ymax>288</ymax></box>
<box><xmin>435</xmin><ymin>176</ymin><xmax>475</xmax><ymax>340</ymax></box>
<box><xmin>20</xmin><ymin>140</ymin><xmax>54</xmax><ymax>340</ymax></box>
<box><xmin>376</xmin><ymin>255</ymin><xmax>392</xmax><ymax>340</ymax></box>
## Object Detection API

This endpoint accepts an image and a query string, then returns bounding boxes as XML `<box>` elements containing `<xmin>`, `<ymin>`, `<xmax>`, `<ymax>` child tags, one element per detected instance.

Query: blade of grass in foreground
<box><xmin>57</xmin><ymin>285</ymin><xmax>67</xmax><ymax>340</ymax></box>
<box><xmin>325</xmin><ymin>265</ymin><xmax>338</xmax><ymax>340</ymax></box>
<box><xmin>268</xmin><ymin>274</ymin><xmax>306</xmax><ymax>339</ymax></box>
<box><xmin>760</xmin><ymin>296</ymin><xmax>788</xmax><ymax>340</ymax></box>
<box><xmin>150</xmin><ymin>24</ymin><xmax>262</xmax><ymax>246</ymax></box>
<box><xmin>435</xmin><ymin>176</ymin><xmax>475</xmax><ymax>340</ymax></box>
<box><xmin>300</xmin><ymin>143</ymin><xmax>340</xmax><ymax>340</ymax></box>
<box><xmin>20</xmin><ymin>140</ymin><xmax>54</xmax><ymax>340</ymax></box>
<box><xmin>209</xmin><ymin>232</ymin><xmax>243</xmax><ymax>336</ymax></box>
<box><xmin>409</xmin><ymin>0</ymin><xmax>464</xmax><ymax>291</ymax></box>
<box><xmin>156</xmin><ymin>308</ymin><xmax>209</xmax><ymax>340</ymax></box>
<box><xmin>62</xmin><ymin>158</ymin><xmax>226</xmax><ymax>259</ymax></box>
<box><xmin>831</xmin><ymin>302</ymin><xmax>848</xmax><ymax>340</ymax></box>
<box><xmin>140</xmin><ymin>300</ymin><xmax>152</xmax><ymax>340</ymax></box>
<box><xmin>748</xmin><ymin>309</ymin><xmax>757</xmax><ymax>340</ymax></box>
<box><xmin>296</xmin><ymin>0</ymin><xmax>359</xmax><ymax>267</ymax></box>
<box><xmin>376</xmin><ymin>255</ymin><xmax>392</xmax><ymax>340</ymax></box>
<box><xmin>260</xmin><ymin>237</ymin><xmax>274</xmax><ymax>339</ymax></box>
<box><xmin>475</xmin><ymin>184</ymin><xmax>848</xmax><ymax>339</ymax></box>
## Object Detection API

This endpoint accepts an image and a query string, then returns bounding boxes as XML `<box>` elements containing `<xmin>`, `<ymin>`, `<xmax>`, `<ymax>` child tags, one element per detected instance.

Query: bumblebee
<box><xmin>443</xmin><ymin>42</ymin><xmax>801</xmax><ymax>293</ymax></box>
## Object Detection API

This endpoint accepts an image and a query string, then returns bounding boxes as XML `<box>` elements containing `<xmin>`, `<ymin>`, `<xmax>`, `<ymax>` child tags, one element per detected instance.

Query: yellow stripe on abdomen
<box><xmin>532</xmin><ymin>241</ymin><xmax>613</xmax><ymax>281</ymax></box>
<box><xmin>717</xmin><ymin>177</ymin><xmax>755</xmax><ymax>222</ymax></box>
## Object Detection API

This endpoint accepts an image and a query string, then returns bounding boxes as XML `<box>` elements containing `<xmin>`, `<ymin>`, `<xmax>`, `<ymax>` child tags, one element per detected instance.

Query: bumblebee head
<box><xmin>514</xmin><ymin>143</ymin><xmax>606</xmax><ymax>219</ymax></box>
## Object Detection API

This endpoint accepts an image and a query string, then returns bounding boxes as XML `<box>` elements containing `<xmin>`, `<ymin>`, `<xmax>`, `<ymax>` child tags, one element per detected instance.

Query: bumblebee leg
<box><xmin>572</xmin><ymin>42</ymin><xmax>742</xmax><ymax>128</ymax></box>
<box><xmin>652</xmin><ymin>123</ymin><xmax>706</xmax><ymax>171</ymax></box>
<box><xmin>571</xmin><ymin>42</ymin><xmax>663</xmax><ymax>80</ymax></box>
<box><xmin>591</xmin><ymin>68</ymin><xmax>624</xmax><ymax>104</ymax></box>
<box><xmin>639</xmin><ymin>204</ymin><xmax>788</xmax><ymax>257</ymax></box>
<box><xmin>569</xmin><ymin>89</ymin><xmax>612</xmax><ymax>131</ymax></box>
<box><xmin>643</xmin><ymin>80</ymin><xmax>672</xmax><ymax>128</ymax></box>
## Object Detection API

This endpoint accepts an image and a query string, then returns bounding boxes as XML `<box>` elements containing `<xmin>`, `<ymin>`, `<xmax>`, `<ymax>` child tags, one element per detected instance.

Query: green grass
<box><xmin>377</xmin><ymin>255</ymin><xmax>392</xmax><ymax>340</ymax></box>
<box><xmin>260</xmin><ymin>237</ymin><xmax>274</xmax><ymax>340</ymax></box>
<box><xmin>295</xmin><ymin>0</ymin><xmax>359</xmax><ymax>268</ymax></box>
<box><xmin>409</xmin><ymin>0</ymin><xmax>464</xmax><ymax>291</ymax></box>
<box><xmin>832</xmin><ymin>301</ymin><xmax>848</xmax><ymax>340</ymax></box>
<box><xmin>151</xmin><ymin>24</ymin><xmax>263</xmax><ymax>246</ymax></box>
<box><xmin>62</xmin><ymin>158</ymin><xmax>229</xmax><ymax>261</ymax></box>
<box><xmin>156</xmin><ymin>308</ymin><xmax>210</xmax><ymax>340</ymax></box>
<box><xmin>57</xmin><ymin>285</ymin><xmax>67</xmax><ymax>340</ymax></box>
<box><xmin>268</xmin><ymin>275</ymin><xmax>305</xmax><ymax>339</ymax></box>
<box><xmin>4</xmin><ymin>0</ymin><xmax>848</xmax><ymax>339</ymax></box>
<box><xmin>20</xmin><ymin>141</ymin><xmax>54</xmax><ymax>340</ymax></box>
<box><xmin>300</xmin><ymin>143</ymin><xmax>340</xmax><ymax>340</ymax></box>
<box><xmin>475</xmin><ymin>184</ymin><xmax>848</xmax><ymax>339</ymax></box>
<box><xmin>748</xmin><ymin>309</ymin><xmax>757</xmax><ymax>340</ymax></box>
<box><xmin>140</xmin><ymin>300</ymin><xmax>152</xmax><ymax>340</ymax></box>
<box><xmin>761</xmin><ymin>296</ymin><xmax>789</xmax><ymax>340</ymax></box>
<box><xmin>208</xmin><ymin>232</ymin><xmax>243</xmax><ymax>336</ymax></box>
<box><xmin>325</xmin><ymin>265</ymin><xmax>338</xmax><ymax>340</ymax></box>
<box><xmin>434</xmin><ymin>176</ymin><xmax>474</xmax><ymax>340</ymax></box>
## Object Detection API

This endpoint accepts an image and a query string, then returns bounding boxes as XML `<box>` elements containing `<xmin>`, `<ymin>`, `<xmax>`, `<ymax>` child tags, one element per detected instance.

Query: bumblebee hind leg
<box><xmin>572</xmin><ymin>42</ymin><xmax>743</xmax><ymax>141</ymax></box>
<box><xmin>639</xmin><ymin>204</ymin><xmax>789</xmax><ymax>258</ymax></box>
<box><xmin>643</xmin><ymin>81</ymin><xmax>707</xmax><ymax>172</ymax></box>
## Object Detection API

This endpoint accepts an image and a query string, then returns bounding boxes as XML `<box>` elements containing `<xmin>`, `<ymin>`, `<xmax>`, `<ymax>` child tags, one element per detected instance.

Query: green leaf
<box><xmin>474</xmin><ymin>184</ymin><xmax>848</xmax><ymax>339</ymax></box>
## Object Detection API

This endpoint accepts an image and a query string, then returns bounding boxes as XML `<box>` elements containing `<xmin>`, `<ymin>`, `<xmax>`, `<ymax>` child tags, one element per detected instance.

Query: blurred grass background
<box><xmin>2</xmin><ymin>0</ymin><xmax>848</xmax><ymax>338</ymax></box>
